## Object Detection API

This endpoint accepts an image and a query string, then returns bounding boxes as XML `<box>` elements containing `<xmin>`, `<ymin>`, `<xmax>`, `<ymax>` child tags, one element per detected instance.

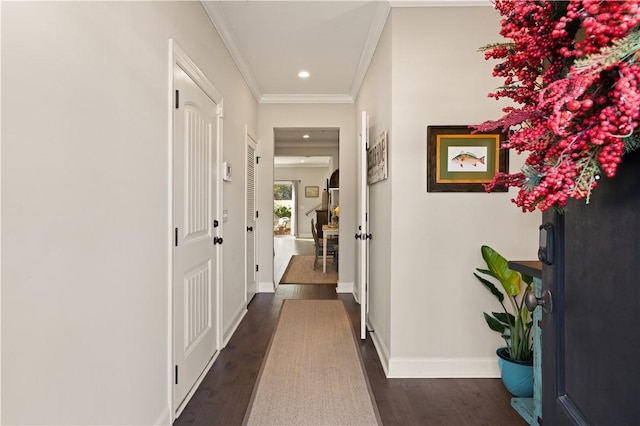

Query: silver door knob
<box><xmin>525</xmin><ymin>289</ymin><xmax>553</xmax><ymax>314</ymax></box>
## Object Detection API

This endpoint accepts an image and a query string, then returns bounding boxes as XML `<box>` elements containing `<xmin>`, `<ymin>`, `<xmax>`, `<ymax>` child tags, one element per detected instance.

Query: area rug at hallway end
<box><xmin>243</xmin><ymin>300</ymin><xmax>381</xmax><ymax>426</ymax></box>
<box><xmin>279</xmin><ymin>255</ymin><xmax>338</xmax><ymax>285</ymax></box>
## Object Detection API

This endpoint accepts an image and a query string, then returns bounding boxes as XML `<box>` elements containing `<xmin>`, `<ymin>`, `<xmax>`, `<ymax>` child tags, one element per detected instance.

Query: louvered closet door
<box><xmin>173</xmin><ymin>64</ymin><xmax>218</xmax><ymax>410</ymax></box>
<box><xmin>246</xmin><ymin>137</ymin><xmax>257</xmax><ymax>303</ymax></box>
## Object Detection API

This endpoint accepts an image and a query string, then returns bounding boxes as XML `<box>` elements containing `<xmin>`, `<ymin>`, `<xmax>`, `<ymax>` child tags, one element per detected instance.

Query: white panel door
<box><xmin>246</xmin><ymin>133</ymin><xmax>257</xmax><ymax>304</ymax></box>
<box><xmin>173</xmin><ymin>64</ymin><xmax>218</xmax><ymax>409</ymax></box>
<box><xmin>358</xmin><ymin>111</ymin><xmax>370</xmax><ymax>339</ymax></box>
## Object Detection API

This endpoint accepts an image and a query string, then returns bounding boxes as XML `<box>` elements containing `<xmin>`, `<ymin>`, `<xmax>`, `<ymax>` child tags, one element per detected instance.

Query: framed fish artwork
<box><xmin>426</xmin><ymin>125</ymin><xmax>508</xmax><ymax>192</ymax></box>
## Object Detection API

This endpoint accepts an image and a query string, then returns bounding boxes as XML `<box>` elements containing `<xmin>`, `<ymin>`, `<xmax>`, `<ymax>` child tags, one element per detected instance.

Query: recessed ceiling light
<box><xmin>298</xmin><ymin>71</ymin><xmax>310</xmax><ymax>78</ymax></box>
<box><xmin>303</xmin><ymin>134</ymin><xmax>310</xmax><ymax>139</ymax></box>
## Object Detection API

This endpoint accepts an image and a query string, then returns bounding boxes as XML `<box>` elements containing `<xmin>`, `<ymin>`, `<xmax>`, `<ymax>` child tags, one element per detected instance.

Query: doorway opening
<box><xmin>273</xmin><ymin>181</ymin><xmax>294</xmax><ymax>237</ymax></box>
<box><xmin>272</xmin><ymin>127</ymin><xmax>339</xmax><ymax>285</ymax></box>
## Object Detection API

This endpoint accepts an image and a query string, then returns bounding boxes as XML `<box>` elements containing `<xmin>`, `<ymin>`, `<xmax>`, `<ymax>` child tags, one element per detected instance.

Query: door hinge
<box><xmin>365</xmin><ymin>213</ymin><xmax>368</xmax><ymax>221</ymax></box>
<box><xmin>256</xmin><ymin>211</ymin><xmax>259</xmax><ymax>218</ymax></box>
<box><xmin>175</xmin><ymin>90</ymin><xmax>179</xmax><ymax>109</ymax></box>
<box><xmin>256</xmin><ymin>265</ymin><xmax>259</xmax><ymax>272</ymax></box>
<box><xmin>217</xmin><ymin>104</ymin><xmax>223</xmax><ymax>117</ymax></box>
<box><xmin>175</xmin><ymin>365</ymin><xmax>178</xmax><ymax>384</ymax></box>
<box><xmin>175</xmin><ymin>228</ymin><xmax>179</xmax><ymax>247</ymax></box>
<box><xmin>256</xmin><ymin>156</ymin><xmax>260</xmax><ymax>164</ymax></box>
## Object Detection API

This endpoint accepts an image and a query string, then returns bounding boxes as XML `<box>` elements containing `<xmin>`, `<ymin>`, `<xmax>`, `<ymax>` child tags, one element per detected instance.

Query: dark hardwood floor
<box><xmin>174</xmin><ymin>283</ymin><xmax>526</xmax><ymax>426</ymax></box>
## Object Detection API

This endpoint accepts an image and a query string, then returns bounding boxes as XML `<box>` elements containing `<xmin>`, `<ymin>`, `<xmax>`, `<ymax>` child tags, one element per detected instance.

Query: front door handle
<box><xmin>525</xmin><ymin>289</ymin><xmax>553</xmax><ymax>314</ymax></box>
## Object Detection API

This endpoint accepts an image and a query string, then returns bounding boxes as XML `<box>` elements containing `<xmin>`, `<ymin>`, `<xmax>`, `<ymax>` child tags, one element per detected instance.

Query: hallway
<box><xmin>175</xmin><ymin>238</ymin><xmax>525</xmax><ymax>426</ymax></box>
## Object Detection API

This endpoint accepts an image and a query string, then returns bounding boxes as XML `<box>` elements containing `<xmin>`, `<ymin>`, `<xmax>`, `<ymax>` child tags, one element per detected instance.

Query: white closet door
<box><xmin>173</xmin><ymin>64</ymin><xmax>218</xmax><ymax>410</ymax></box>
<box><xmin>246</xmin><ymin>134</ymin><xmax>257</xmax><ymax>303</ymax></box>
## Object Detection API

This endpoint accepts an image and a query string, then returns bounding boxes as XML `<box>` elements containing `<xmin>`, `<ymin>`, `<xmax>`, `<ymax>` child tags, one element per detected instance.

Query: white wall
<box><xmin>274</xmin><ymin>166</ymin><xmax>332</xmax><ymax>237</ymax></box>
<box><xmin>1</xmin><ymin>2</ymin><xmax>257</xmax><ymax>424</ymax></box>
<box><xmin>354</xmin><ymin>16</ymin><xmax>393</xmax><ymax>369</ymax></box>
<box><xmin>257</xmin><ymin>104</ymin><xmax>356</xmax><ymax>293</ymax></box>
<box><xmin>358</xmin><ymin>7</ymin><xmax>541</xmax><ymax>377</ymax></box>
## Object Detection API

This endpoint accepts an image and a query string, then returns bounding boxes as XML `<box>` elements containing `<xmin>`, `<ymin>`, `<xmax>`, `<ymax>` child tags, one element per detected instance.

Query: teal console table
<box><xmin>507</xmin><ymin>261</ymin><xmax>542</xmax><ymax>426</ymax></box>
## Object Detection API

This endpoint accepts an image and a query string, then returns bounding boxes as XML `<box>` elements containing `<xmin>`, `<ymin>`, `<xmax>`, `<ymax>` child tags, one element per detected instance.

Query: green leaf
<box><xmin>475</xmin><ymin>268</ymin><xmax>496</xmax><ymax>278</ymax></box>
<box><xmin>481</xmin><ymin>245</ymin><xmax>521</xmax><ymax>296</ymax></box>
<box><xmin>492</xmin><ymin>311</ymin><xmax>515</xmax><ymax>327</ymax></box>
<box><xmin>522</xmin><ymin>274</ymin><xmax>534</xmax><ymax>285</ymax></box>
<box><xmin>474</xmin><ymin>273</ymin><xmax>505</xmax><ymax>303</ymax></box>
<box><xmin>483</xmin><ymin>313</ymin><xmax>505</xmax><ymax>333</ymax></box>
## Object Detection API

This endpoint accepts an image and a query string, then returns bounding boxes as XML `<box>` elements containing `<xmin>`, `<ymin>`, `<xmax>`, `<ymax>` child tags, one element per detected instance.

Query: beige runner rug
<box><xmin>243</xmin><ymin>300</ymin><xmax>381</xmax><ymax>425</ymax></box>
<box><xmin>279</xmin><ymin>255</ymin><xmax>338</xmax><ymax>285</ymax></box>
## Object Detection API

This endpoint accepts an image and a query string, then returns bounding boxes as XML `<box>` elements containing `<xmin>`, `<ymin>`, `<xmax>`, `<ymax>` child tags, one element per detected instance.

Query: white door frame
<box><xmin>168</xmin><ymin>39</ymin><xmax>224</xmax><ymax>421</ymax></box>
<box><xmin>358</xmin><ymin>111</ymin><xmax>369</xmax><ymax>339</ymax></box>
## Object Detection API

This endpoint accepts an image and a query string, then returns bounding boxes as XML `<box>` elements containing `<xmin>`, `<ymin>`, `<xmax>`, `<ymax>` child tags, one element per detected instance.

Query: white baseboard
<box><xmin>369</xmin><ymin>328</ymin><xmax>391</xmax><ymax>376</ymax></box>
<box><xmin>258</xmin><ymin>280</ymin><xmax>275</xmax><ymax>293</ymax></box>
<box><xmin>353</xmin><ymin>289</ymin><xmax>361</xmax><ymax>304</ymax></box>
<box><xmin>153</xmin><ymin>406</ymin><xmax>171</xmax><ymax>426</ymax></box>
<box><xmin>336</xmin><ymin>281</ymin><xmax>353</xmax><ymax>293</ymax></box>
<box><xmin>387</xmin><ymin>356</ymin><xmax>500</xmax><ymax>378</ymax></box>
<box><xmin>223</xmin><ymin>303</ymin><xmax>248</xmax><ymax>347</ymax></box>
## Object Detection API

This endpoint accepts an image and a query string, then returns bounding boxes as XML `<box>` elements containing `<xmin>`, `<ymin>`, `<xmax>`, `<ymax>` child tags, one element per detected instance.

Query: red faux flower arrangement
<box><xmin>477</xmin><ymin>0</ymin><xmax>640</xmax><ymax>212</ymax></box>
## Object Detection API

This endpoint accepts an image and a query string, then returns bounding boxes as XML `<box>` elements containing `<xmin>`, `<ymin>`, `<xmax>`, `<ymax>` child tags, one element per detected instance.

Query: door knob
<box><xmin>247</xmin><ymin>226</ymin><xmax>253</xmax><ymax>232</ymax></box>
<box><xmin>525</xmin><ymin>289</ymin><xmax>553</xmax><ymax>314</ymax></box>
<box><xmin>213</xmin><ymin>236</ymin><xmax>223</xmax><ymax>245</ymax></box>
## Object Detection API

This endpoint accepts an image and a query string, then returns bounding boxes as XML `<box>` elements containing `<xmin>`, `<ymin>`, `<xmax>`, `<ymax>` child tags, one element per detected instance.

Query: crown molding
<box><xmin>350</xmin><ymin>2</ymin><xmax>391</xmax><ymax>100</ymax></box>
<box><xmin>260</xmin><ymin>94</ymin><xmax>354</xmax><ymax>104</ymax></box>
<box><xmin>201</xmin><ymin>1</ymin><xmax>263</xmax><ymax>102</ymax></box>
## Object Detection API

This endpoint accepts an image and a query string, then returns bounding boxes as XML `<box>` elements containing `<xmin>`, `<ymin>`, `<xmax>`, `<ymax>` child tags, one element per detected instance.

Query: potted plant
<box><xmin>474</xmin><ymin>245</ymin><xmax>534</xmax><ymax>397</ymax></box>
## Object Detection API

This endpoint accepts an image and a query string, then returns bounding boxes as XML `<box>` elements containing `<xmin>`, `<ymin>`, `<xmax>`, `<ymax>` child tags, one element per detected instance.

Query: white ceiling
<box><xmin>274</xmin><ymin>127</ymin><xmax>339</xmax><ymax>144</ymax></box>
<box><xmin>202</xmin><ymin>1</ymin><xmax>389</xmax><ymax>103</ymax></box>
<box><xmin>201</xmin><ymin>0</ymin><xmax>489</xmax><ymax>104</ymax></box>
<box><xmin>274</xmin><ymin>156</ymin><xmax>332</xmax><ymax>167</ymax></box>
<box><xmin>274</xmin><ymin>128</ymin><xmax>339</xmax><ymax>161</ymax></box>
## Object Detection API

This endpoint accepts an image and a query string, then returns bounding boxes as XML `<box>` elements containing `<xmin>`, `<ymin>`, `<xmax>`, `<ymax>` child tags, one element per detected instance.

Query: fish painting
<box><xmin>451</xmin><ymin>151</ymin><xmax>485</xmax><ymax>167</ymax></box>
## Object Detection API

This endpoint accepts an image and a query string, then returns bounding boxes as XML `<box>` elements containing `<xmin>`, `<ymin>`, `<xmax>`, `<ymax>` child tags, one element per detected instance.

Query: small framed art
<box><xmin>426</xmin><ymin>125</ymin><xmax>508</xmax><ymax>192</ymax></box>
<box><xmin>305</xmin><ymin>186</ymin><xmax>320</xmax><ymax>198</ymax></box>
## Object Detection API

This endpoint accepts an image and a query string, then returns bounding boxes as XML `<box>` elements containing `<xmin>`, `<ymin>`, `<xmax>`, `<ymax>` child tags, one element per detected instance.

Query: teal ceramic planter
<box><xmin>497</xmin><ymin>347</ymin><xmax>533</xmax><ymax>397</ymax></box>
